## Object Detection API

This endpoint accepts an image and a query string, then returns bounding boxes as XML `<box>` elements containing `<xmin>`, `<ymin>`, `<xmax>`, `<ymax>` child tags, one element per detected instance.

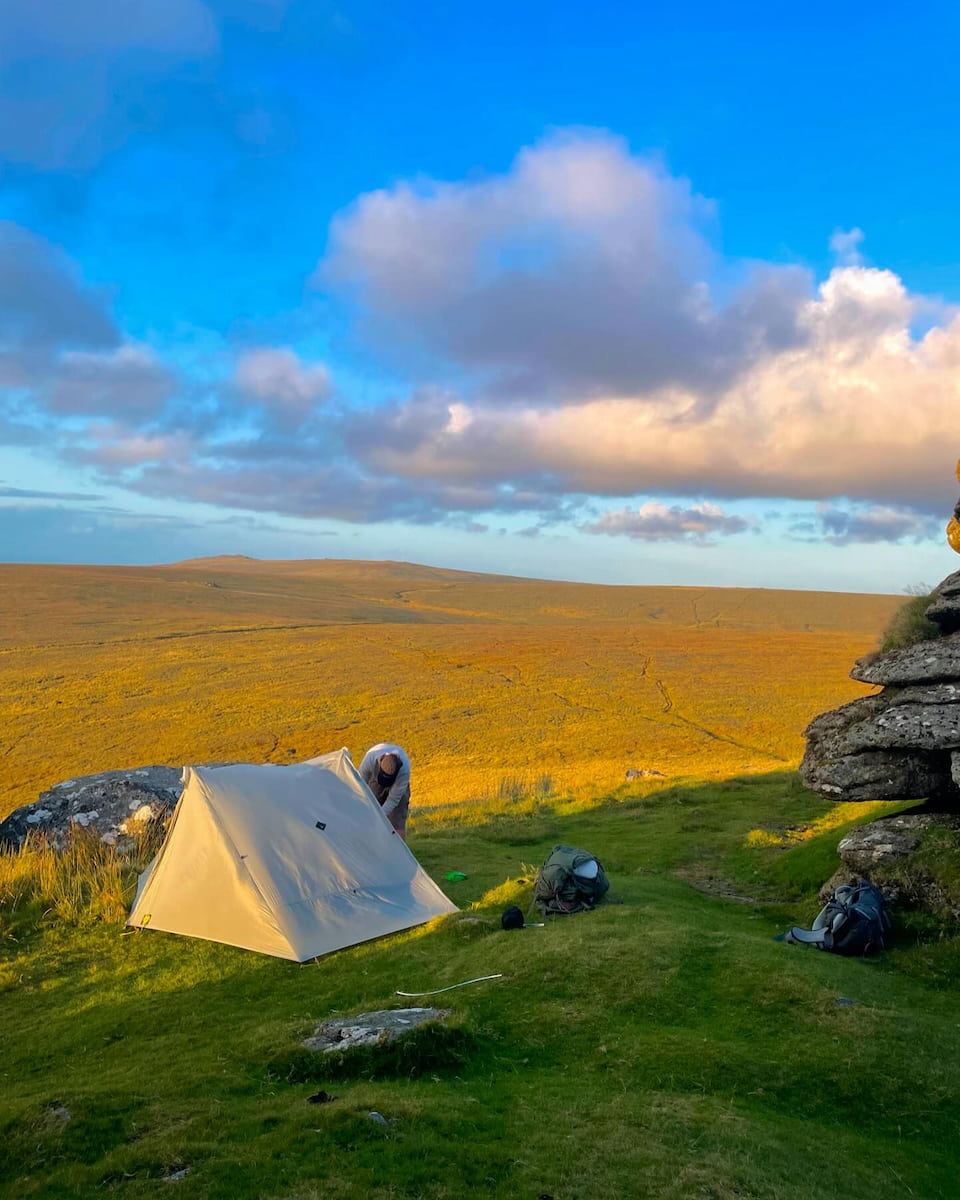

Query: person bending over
<box><xmin>358</xmin><ymin>743</ymin><xmax>411</xmax><ymax>840</ymax></box>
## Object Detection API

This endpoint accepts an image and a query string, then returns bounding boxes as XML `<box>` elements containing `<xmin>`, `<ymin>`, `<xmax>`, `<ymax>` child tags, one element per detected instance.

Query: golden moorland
<box><xmin>0</xmin><ymin>556</ymin><xmax>902</xmax><ymax>824</ymax></box>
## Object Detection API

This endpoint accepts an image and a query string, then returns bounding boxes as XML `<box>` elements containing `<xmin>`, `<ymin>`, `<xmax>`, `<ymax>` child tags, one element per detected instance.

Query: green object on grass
<box><xmin>444</xmin><ymin>870</ymin><xmax>468</xmax><ymax>882</ymax></box>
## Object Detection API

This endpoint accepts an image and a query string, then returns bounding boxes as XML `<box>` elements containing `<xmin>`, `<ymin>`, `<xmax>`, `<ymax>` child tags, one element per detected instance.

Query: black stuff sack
<box><xmin>501</xmin><ymin>906</ymin><xmax>525</xmax><ymax>930</ymax></box>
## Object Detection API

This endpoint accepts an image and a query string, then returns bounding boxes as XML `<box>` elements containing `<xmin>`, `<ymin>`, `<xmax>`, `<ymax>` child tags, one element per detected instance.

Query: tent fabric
<box><xmin>126</xmin><ymin>749</ymin><xmax>457</xmax><ymax>961</ymax></box>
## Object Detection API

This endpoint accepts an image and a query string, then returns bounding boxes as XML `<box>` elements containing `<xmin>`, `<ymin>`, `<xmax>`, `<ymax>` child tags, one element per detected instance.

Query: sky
<box><xmin>2</xmin><ymin>0</ymin><xmax>960</xmax><ymax>593</ymax></box>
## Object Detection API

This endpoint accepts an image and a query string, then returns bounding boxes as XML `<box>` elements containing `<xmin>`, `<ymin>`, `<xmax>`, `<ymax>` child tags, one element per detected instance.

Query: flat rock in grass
<box><xmin>303</xmin><ymin>1008</ymin><xmax>450</xmax><ymax>1053</ymax></box>
<box><xmin>837</xmin><ymin>812</ymin><xmax>960</xmax><ymax>871</ymax></box>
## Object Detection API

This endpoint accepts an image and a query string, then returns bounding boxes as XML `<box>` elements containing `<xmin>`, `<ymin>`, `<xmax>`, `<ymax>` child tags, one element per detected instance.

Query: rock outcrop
<box><xmin>819</xmin><ymin>811</ymin><xmax>960</xmax><ymax>917</ymax></box>
<box><xmin>927</xmin><ymin>567</ymin><xmax>960</xmax><ymax>634</ymax></box>
<box><xmin>802</xmin><ymin>567</ymin><xmax>960</xmax><ymax>919</ymax></box>
<box><xmin>0</xmin><ymin>766</ymin><xmax>185</xmax><ymax>849</ymax></box>
<box><xmin>801</xmin><ymin>577</ymin><xmax>960</xmax><ymax>807</ymax></box>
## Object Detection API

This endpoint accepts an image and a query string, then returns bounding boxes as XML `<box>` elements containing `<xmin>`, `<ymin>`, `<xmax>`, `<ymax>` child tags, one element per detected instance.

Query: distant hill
<box><xmin>0</xmin><ymin>557</ymin><xmax>904</xmax><ymax>821</ymax></box>
<box><xmin>0</xmin><ymin>557</ymin><xmax>903</xmax><ymax>650</ymax></box>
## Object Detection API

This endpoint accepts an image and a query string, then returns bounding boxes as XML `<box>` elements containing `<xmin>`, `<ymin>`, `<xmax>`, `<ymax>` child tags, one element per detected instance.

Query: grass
<box><xmin>4</xmin><ymin>557</ymin><xmax>955</xmax><ymax>1197</ymax></box>
<box><xmin>878</xmin><ymin>589</ymin><xmax>941</xmax><ymax>651</ymax></box>
<box><xmin>3</xmin><ymin>771</ymin><xmax>960</xmax><ymax>1198</ymax></box>
<box><xmin>0</xmin><ymin>825</ymin><xmax>165</xmax><ymax>943</ymax></box>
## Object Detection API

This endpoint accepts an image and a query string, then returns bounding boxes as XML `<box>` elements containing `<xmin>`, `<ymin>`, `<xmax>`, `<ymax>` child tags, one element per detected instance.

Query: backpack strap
<box><xmin>785</xmin><ymin>925</ymin><xmax>832</xmax><ymax>948</ymax></box>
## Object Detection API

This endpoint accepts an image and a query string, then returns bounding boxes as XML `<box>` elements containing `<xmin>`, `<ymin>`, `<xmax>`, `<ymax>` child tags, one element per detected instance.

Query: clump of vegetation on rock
<box><xmin>879</xmin><ymin>588</ymin><xmax>941</xmax><ymax>652</ymax></box>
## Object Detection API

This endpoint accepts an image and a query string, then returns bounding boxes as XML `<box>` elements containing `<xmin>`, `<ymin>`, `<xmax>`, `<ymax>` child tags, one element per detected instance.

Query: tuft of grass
<box><xmin>879</xmin><ymin>590</ymin><xmax>940</xmax><ymax>651</ymax></box>
<box><xmin>0</xmin><ymin>823</ymin><xmax>163</xmax><ymax>941</ymax></box>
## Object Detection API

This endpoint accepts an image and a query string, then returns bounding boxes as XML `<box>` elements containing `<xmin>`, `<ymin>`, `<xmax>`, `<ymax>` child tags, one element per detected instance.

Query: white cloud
<box><xmin>321</xmin><ymin>130</ymin><xmax>808</xmax><ymax>400</ymax></box>
<box><xmin>357</xmin><ymin>263</ymin><xmax>960</xmax><ymax>517</ymax></box>
<box><xmin>8</xmin><ymin>133</ymin><xmax>960</xmax><ymax>538</ymax></box>
<box><xmin>829</xmin><ymin>227</ymin><xmax>865</xmax><ymax>266</ymax></box>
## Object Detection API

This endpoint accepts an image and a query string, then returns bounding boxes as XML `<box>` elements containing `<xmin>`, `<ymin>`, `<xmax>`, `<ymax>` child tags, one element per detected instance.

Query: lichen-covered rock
<box><xmin>799</xmin><ymin>746</ymin><xmax>947</xmax><ymax>802</ymax></box>
<box><xmin>803</xmin><ymin>693</ymin><xmax>884</xmax><ymax>751</ymax></box>
<box><xmin>0</xmin><ymin>766</ymin><xmax>184</xmax><ymax>849</ymax></box>
<box><xmin>800</xmin><ymin>693</ymin><xmax>955</xmax><ymax>799</ymax></box>
<box><xmin>926</xmin><ymin>569</ymin><xmax>960</xmax><ymax>634</ymax></box>
<box><xmin>303</xmin><ymin>1008</ymin><xmax>450</xmax><ymax>1053</ymax></box>
<box><xmin>884</xmin><ymin>682</ymin><xmax>960</xmax><ymax>706</ymax></box>
<box><xmin>824</xmin><ymin>813</ymin><xmax>960</xmax><ymax>917</ymax></box>
<box><xmin>836</xmin><ymin>814</ymin><xmax>934</xmax><ymax>869</ymax></box>
<box><xmin>851</xmin><ymin>633</ymin><xmax>960</xmax><ymax>685</ymax></box>
<box><xmin>848</xmin><ymin>703</ymin><xmax>960</xmax><ymax>751</ymax></box>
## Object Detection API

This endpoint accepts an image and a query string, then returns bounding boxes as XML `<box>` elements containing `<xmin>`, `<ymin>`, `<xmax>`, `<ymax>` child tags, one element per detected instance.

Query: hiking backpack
<box><xmin>533</xmin><ymin>844</ymin><xmax>610</xmax><ymax>916</ymax></box>
<box><xmin>785</xmin><ymin>878</ymin><xmax>890</xmax><ymax>956</ymax></box>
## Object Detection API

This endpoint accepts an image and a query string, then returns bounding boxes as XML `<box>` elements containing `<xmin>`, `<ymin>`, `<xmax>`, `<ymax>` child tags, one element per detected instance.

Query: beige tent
<box><xmin>126</xmin><ymin>750</ymin><xmax>457</xmax><ymax>961</ymax></box>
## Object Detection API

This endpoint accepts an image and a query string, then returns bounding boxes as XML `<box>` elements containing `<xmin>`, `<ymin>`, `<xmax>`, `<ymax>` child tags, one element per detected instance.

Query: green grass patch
<box><xmin>3</xmin><ymin>771</ymin><xmax>960</xmax><ymax>1198</ymax></box>
<box><xmin>879</xmin><ymin>589</ymin><xmax>940</xmax><ymax>651</ymax></box>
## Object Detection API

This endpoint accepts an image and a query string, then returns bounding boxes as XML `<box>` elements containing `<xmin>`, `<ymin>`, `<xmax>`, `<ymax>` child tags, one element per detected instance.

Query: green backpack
<box><xmin>533</xmin><ymin>845</ymin><xmax>610</xmax><ymax>916</ymax></box>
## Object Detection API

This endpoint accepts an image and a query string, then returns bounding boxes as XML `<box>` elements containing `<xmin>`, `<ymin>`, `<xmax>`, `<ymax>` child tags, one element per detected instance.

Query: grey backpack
<box><xmin>784</xmin><ymin>879</ymin><xmax>889</xmax><ymax>956</ymax></box>
<box><xmin>533</xmin><ymin>845</ymin><xmax>609</xmax><ymax>916</ymax></box>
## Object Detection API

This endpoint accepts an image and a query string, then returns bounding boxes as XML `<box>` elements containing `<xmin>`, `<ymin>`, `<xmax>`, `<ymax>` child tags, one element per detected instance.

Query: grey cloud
<box><xmin>0</xmin><ymin>0</ymin><xmax>218</xmax><ymax>169</ymax></box>
<box><xmin>0</xmin><ymin>485</ymin><xmax>104</xmax><ymax>501</ymax></box>
<box><xmin>208</xmin><ymin>513</ymin><xmax>338</xmax><ymax>537</ymax></box>
<box><xmin>0</xmin><ymin>0</ymin><xmax>217</xmax><ymax>59</ymax></box>
<box><xmin>581</xmin><ymin>502</ymin><xmax>752</xmax><ymax>544</ymax></box>
<box><xmin>124</xmin><ymin>457</ymin><xmax>576</xmax><ymax>526</ymax></box>
<box><xmin>817</xmin><ymin>505</ymin><xmax>939</xmax><ymax>546</ymax></box>
<box><xmin>49</xmin><ymin>345</ymin><xmax>176</xmax><ymax>420</ymax></box>
<box><xmin>234</xmin><ymin>348</ymin><xmax>332</xmax><ymax>432</ymax></box>
<box><xmin>0</xmin><ymin>222</ymin><xmax>117</xmax><ymax>370</ymax></box>
<box><xmin>0</xmin><ymin>496</ymin><xmax>336</xmax><ymax>564</ymax></box>
<box><xmin>321</xmin><ymin>131</ymin><xmax>810</xmax><ymax>403</ymax></box>
<box><xmin>342</xmin><ymin>389</ymin><xmax>460</xmax><ymax>456</ymax></box>
<box><xmin>0</xmin><ymin>500</ymin><xmax>202</xmax><ymax>563</ymax></box>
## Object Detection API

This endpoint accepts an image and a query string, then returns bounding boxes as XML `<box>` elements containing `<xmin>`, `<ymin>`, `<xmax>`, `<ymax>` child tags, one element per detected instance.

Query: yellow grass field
<box><xmin>0</xmin><ymin>556</ymin><xmax>902</xmax><ymax>823</ymax></box>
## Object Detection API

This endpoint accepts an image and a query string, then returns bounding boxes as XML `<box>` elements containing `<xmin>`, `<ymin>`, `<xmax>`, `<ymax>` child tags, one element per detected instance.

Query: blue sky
<box><xmin>2</xmin><ymin>0</ymin><xmax>959</xmax><ymax>591</ymax></box>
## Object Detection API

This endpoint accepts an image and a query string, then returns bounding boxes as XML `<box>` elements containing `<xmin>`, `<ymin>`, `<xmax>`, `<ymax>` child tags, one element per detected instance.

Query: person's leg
<box><xmin>388</xmin><ymin>795</ymin><xmax>410</xmax><ymax>841</ymax></box>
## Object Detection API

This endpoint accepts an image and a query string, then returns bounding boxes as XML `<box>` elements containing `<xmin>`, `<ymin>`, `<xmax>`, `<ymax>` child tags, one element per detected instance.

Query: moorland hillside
<box><xmin>8</xmin><ymin>560</ymin><xmax>960</xmax><ymax>1200</ymax></box>
<box><xmin>1</xmin><ymin>558</ymin><xmax>900</xmax><ymax>821</ymax></box>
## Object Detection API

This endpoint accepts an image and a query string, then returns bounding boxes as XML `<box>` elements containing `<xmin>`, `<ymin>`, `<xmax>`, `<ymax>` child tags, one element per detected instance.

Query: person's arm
<box><xmin>381</xmin><ymin>761</ymin><xmax>411</xmax><ymax>816</ymax></box>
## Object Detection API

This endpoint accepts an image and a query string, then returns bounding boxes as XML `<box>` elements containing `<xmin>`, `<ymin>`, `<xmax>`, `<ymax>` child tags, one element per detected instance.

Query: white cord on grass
<box><xmin>396</xmin><ymin>973</ymin><xmax>504</xmax><ymax>997</ymax></box>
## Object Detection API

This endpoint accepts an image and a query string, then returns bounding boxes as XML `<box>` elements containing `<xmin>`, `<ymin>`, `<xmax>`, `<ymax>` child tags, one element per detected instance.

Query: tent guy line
<box><xmin>396</xmin><ymin>974</ymin><xmax>505</xmax><ymax>997</ymax></box>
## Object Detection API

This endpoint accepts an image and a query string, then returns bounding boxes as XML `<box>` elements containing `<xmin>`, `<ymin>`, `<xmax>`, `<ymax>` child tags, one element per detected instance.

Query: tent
<box><xmin>126</xmin><ymin>749</ymin><xmax>457</xmax><ymax>961</ymax></box>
